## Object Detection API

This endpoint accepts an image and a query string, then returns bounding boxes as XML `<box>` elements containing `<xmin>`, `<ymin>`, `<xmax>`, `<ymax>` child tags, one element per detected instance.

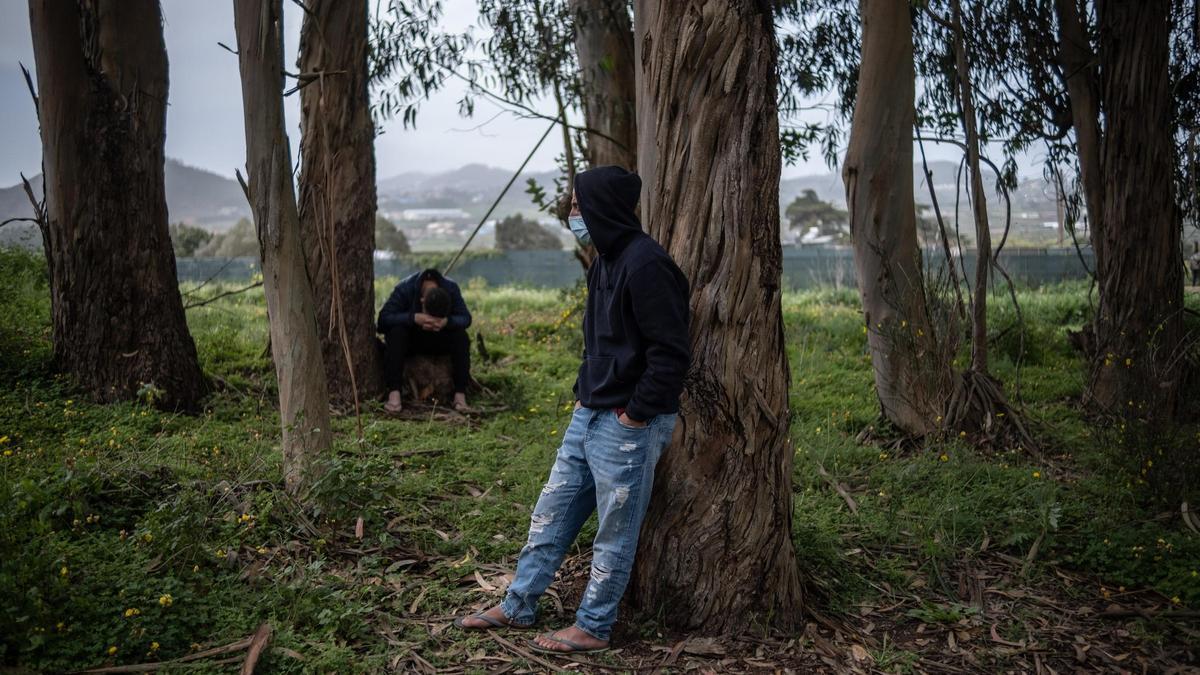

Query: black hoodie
<box><xmin>572</xmin><ymin>166</ymin><xmax>691</xmax><ymax>422</ymax></box>
<box><xmin>377</xmin><ymin>269</ymin><xmax>472</xmax><ymax>333</ymax></box>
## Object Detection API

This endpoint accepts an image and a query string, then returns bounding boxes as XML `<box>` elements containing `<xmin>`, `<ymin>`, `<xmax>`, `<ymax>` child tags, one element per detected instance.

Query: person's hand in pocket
<box><xmin>618</xmin><ymin>412</ymin><xmax>646</xmax><ymax>428</ymax></box>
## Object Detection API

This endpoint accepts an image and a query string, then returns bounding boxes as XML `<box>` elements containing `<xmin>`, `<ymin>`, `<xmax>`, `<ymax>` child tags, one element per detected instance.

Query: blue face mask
<box><xmin>568</xmin><ymin>215</ymin><xmax>591</xmax><ymax>247</ymax></box>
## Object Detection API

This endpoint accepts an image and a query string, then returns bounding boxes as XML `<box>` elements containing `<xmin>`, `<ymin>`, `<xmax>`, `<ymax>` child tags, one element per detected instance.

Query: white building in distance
<box><xmin>400</xmin><ymin>208</ymin><xmax>470</xmax><ymax>221</ymax></box>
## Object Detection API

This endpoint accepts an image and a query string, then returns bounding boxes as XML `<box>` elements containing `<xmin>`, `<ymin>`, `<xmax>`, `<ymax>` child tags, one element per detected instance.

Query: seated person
<box><xmin>377</xmin><ymin>268</ymin><xmax>472</xmax><ymax>413</ymax></box>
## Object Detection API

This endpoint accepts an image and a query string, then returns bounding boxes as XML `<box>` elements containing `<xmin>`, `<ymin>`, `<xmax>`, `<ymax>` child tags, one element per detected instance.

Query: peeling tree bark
<box><xmin>234</xmin><ymin>0</ymin><xmax>333</xmax><ymax>495</ymax></box>
<box><xmin>1089</xmin><ymin>0</ymin><xmax>1183</xmax><ymax>418</ymax></box>
<box><xmin>27</xmin><ymin>0</ymin><xmax>207</xmax><ymax>411</ymax></box>
<box><xmin>297</xmin><ymin>0</ymin><xmax>384</xmax><ymax>408</ymax></box>
<box><xmin>570</xmin><ymin>0</ymin><xmax>636</xmax><ymax>171</ymax></box>
<box><xmin>630</xmin><ymin>0</ymin><xmax>803</xmax><ymax>633</ymax></box>
<box><xmin>842</xmin><ymin>0</ymin><xmax>949</xmax><ymax>436</ymax></box>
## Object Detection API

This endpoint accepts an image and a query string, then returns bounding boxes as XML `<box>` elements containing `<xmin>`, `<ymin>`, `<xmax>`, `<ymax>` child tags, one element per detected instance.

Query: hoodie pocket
<box><xmin>584</xmin><ymin>355</ymin><xmax>618</xmax><ymax>391</ymax></box>
<box><xmin>583</xmin><ymin>353</ymin><xmax>614</xmax><ymax>379</ymax></box>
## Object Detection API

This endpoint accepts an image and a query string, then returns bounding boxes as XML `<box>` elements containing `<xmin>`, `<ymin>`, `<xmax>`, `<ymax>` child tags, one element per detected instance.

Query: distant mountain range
<box><xmin>1</xmin><ymin>158</ymin><xmax>1063</xmax><ymax>251</ymax></box>
<box><xmin>379</xmin><ymin>162</ymin><xmax>560</xmax><ymax>197</ymax></box>
<box><xmin>0</xmin><ymin>159</ymin><xmax>254</xmax><ymax>249</ymax></box>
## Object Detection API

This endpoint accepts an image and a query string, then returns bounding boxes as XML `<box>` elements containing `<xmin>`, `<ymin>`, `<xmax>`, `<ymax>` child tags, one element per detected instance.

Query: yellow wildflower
<box><xmin>159</xmin><ymin>594</ymin><xmax>173</xmax><ymax>607</ymax></box>
<box><xmin>1032</xmin><ymin>471</ymin><xmax>1041</xmax><ymax>479</ymax></box>
<box><xmin>107</xmin><ymin>646</ymin><xmax>117</xmax><ymax>656</ymax></box>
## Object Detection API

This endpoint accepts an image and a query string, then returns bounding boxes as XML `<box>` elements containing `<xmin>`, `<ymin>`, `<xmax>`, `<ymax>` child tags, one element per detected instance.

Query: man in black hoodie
<box><xmin>454</xmin><ymin>166</ymin><xmax>691</xmax><ymax>654</ymax></box>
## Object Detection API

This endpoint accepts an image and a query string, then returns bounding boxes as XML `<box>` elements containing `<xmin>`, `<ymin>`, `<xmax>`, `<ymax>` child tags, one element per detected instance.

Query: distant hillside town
<box><xmin>1</xmin><ymin>158</ymin><xmax>1103</xmax><ymax>254</ymax></box>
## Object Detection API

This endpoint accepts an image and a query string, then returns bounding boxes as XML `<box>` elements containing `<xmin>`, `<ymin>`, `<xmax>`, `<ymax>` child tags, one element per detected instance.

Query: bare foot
<box><xmin>457</xmin><ymin>604</ymin><xmax>529</xmax><ymax>629</ymax></box>
<box><xmin>384</xmin><ymin>390</ymin><xmax>402</xmax><ymax>413</ymax></box>
<box><xmin>531</xmin><ymin>625</ymin><xmax>608</xmax><ymax>652</ymax></box>
<box><xmin>453</xmin><ymin>392</ymin><xmax>472</xmax><ymax>413</ymax></box>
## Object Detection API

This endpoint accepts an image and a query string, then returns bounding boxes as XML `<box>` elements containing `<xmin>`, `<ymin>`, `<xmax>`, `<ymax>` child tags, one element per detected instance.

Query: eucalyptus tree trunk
<box><xmin>570</xmin><ymin>0</ymin><xmax>636</xmax><ymax>171</ymax></box>
<box><xmin>630</xmin><ymin>0</ymin><xmax>803</xmax><ymax>633</ymax></box>
<box><xmin>297</xmin><ymin>0</ymin><xmax>384</xmax><ymax>408</ymax></box>
<box><xmin>952</xmin><ymin>0</ymin><xmax>990</xmax><ymax>374</ymax></box>
<box><xmin>1053</xmin><ymin>0</ymin><xmax>1103</xmax><ymax>234</ymax></box>
<box><xmin>234</xmin><ymin>0</ymin><xmax>333</xmax><ymax>495</ymax></box>
<box><xmin>1090</xmin><ymin>0</ymin><xmax>1183</xmax><ymax>418</ymax></box>
<box><xmin>842</xmin><ymin>0</ymin><xmax>948</xmax><ymax>435</ymax></box>
<box><xmin>27</xmin><ymin>0</ymin><xmax>206</xmax><ymax>411</ymax></box>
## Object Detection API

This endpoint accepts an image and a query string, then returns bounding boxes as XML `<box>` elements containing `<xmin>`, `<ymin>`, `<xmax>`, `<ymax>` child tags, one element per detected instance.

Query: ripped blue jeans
<box><xmin>501</xmin><ymin>406</ymin><xmax>677</xmax><ymax>641</ymax></box>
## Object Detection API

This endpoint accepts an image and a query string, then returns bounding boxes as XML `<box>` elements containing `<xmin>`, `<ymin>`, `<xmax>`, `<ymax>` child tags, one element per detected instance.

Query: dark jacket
<box><xmin>377</xmin><ymin>270</ymin><xmax>472</xmax><ymax>333</ymax></box>
<box><xmin>572</xmin><ymin>166</ymin><xmax>691</xmax><ymax>422</ymax></box>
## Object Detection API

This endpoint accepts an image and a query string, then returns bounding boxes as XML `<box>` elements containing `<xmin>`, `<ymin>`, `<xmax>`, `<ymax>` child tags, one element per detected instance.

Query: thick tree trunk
<box><xmin>297</xmin><ymin>0</ymin><xmax>384</xmax><ymax>408</ymax></box>
<box><xmin>842</xmin><ymin>0</ymin><xmax>948</xmax><ymax>436</ymax></box>
<box><xmin>234</xmin><ymin>0</ymin><xmax>333</xmax><ymax>495</ymax></box>
<box><xmin>570</xmin><ymin>0</ymin><xmax>636</xmax><ymax>171</ymax></box>
<box><xmin>27</xmin><ymin>0</ymin><xmax>206</xmax><ymax>411</ymax></box>
<box><xmin>631</xmin><ymin>0</ymin><xmax>803</xmax><ymax>633</ymax></box>
<box><xmin>1054</xmin><ymin>0</ymin><xmax>1104</xmax><ymax>235</ymax></box>
<box><xmin>1089</xmin><ymin>0</ymin><xmax>1183</xmax><ymax>418</ymax></box>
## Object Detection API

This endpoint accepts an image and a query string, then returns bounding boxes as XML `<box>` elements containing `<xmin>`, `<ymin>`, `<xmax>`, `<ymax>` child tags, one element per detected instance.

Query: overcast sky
<box><xmin>0</xmin><ymin>0</ymin><xmax>1009</xmax><ymax>188</ymax></box>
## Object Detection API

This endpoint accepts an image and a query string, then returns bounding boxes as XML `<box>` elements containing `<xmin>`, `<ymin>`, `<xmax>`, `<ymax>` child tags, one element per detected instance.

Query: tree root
<box><xmin>944</xmin><ymin>369</ymin><xmax>1037</xmax><ymax>453</ymax></box>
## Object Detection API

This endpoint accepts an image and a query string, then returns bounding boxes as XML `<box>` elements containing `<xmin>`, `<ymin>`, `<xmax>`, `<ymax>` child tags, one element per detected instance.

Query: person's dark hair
<box><xmin>423</xmin><ymin>286</ymin><xmax>452</xmax><ymax>318</ymax></box>
<box><xmin>419</xmin><ymin>268</ymin><xmax>443</xmax><ymax>284</ymax></box>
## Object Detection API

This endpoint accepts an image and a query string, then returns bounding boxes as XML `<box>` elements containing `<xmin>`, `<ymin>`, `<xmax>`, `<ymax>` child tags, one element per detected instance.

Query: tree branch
<box><xmin>235</xmin><ymin>169</ymin><xmax>252</xmax><ymax>204</ymax></box>
<box><xmin>20</xmin><ymin>63</ymin><xmax>38</xmax><ymax>122</ymax></box>
<box><xmin>183</xmin><ymin>281</ymin><xmax>264</xmax><ymax>310</ymax></box>
<box><xmin>181</xmin><ymin>257</ymin><xmax>241</xmax><ymax>297</ymax></box>
<box><xmin>446</xmin><ymin>68</ymin><xmax>631</xmax><ymax>154</ymax></box>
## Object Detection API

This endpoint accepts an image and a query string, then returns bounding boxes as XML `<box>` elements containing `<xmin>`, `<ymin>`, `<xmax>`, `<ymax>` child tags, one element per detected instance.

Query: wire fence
<box><xmin>176</xmin><ymin>246</ymin><xmax>1097</xmax><ymax>290</ymax></box>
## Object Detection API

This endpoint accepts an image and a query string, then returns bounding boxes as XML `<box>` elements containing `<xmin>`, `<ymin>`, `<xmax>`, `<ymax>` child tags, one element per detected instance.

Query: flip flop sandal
<box><xmin>528</xmin><ymin>635</ymin><xmax>610</xmax><ymax>655</ymax></box>
<box><xmin>453</xmin><ymin>612</ymin><xmax>534</xmax><ymax>631</ymax></box>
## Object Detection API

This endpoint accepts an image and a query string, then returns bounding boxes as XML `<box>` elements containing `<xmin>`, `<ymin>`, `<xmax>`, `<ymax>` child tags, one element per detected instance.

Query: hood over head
<box><xmin>418</xmin><ymin>268</ymin><xmax>445</xmax><ymax>284</ymax></box>
<box><xmin>574</xmin><ymin>165</ymin><xmax>643</xmax><ymax>256</ymax></box>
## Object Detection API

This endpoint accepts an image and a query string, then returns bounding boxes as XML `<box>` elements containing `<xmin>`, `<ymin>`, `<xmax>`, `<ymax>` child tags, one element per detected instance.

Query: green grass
<box><xmin>1</xmin><ymin>247</ymin><xmax>1197</xmax><ymax>672</ymax></box>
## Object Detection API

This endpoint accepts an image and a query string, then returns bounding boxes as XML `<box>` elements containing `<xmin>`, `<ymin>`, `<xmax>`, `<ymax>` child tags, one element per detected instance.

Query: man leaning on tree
<box><xmin>454</xmin><ymin>165</ymin><xmax>692</xmax><ymax>655</ymax></box>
